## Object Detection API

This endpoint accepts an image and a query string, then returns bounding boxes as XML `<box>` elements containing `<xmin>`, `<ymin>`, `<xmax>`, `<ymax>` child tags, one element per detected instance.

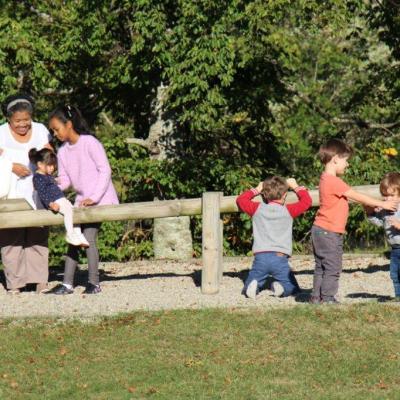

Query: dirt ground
<box><xmin>0</xmin><ymin>254</ymin><xmax>396</xmax><ymax>319</ymax></box>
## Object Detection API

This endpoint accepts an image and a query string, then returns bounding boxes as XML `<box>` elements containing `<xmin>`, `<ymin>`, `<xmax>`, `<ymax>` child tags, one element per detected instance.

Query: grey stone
<box><xmin>153</xmin><ymin>216</ymin><xmax>193</xmax><ymax>260</ymax></box>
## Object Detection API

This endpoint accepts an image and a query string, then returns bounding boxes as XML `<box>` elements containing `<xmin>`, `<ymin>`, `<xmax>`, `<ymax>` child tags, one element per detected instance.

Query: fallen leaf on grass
<box><xmin>10</xmin><ymin>381</ymin><xmax>18</xmax><ymax>389</ymax></box>
<box><xmin>376</xmin><ymin>380</ymin><xmax>388</xmax><ymax>389</ymax></box>
<box><xmin>147</xmin><ymin>387</ymin><xmax>158</xmax><ymax>394</ymax></box>
<box><xmin>59</xmin><ymin>347</ymin><xmax>68</xmax><ymax>356</ymax></box>
<box><xmin>128</xmin><ymin>386</ymin><xmax>136</xmax><ymax>393</ymax></box>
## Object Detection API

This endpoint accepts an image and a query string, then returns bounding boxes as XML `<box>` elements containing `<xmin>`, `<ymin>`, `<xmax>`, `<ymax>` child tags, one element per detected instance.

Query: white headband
<box><xmin>6</xmin><ymin>98</ymin><xmax>32</xmax><ymax>112</ymax></box>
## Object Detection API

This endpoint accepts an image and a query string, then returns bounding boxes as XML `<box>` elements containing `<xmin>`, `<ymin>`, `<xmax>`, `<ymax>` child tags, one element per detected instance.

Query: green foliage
<box><xmin>1</xmin><ymin>1</ymin><xmax>400</xmax><ymax>259</ymax></box>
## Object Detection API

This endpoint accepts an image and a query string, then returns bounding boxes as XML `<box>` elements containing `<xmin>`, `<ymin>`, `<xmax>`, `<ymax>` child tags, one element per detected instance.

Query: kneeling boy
<box><xmin>237</xmin><ymin>177</ymin><xmax>312</xmax><ymax>299</ymax></box>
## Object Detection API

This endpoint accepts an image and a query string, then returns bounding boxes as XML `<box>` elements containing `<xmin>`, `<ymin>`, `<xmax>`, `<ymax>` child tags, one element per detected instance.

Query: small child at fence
<box><xmin>29</xmin><ymin>148</ymin><xmax>89</xmax><ymax>247</ymax></box>
<box><xmin>310</xmin><ymin>139</ymin><xmax>398</xmax><ymax>304</ymax></box>
<box><xmin>365</xmin><ymin>172</ymin><xmax>400</xmax><ymax>302</ymax></box>
<box><xmin>236</xmin><ymin>176</ymin><xmax>312</xmax><ymax>299</ymax></box>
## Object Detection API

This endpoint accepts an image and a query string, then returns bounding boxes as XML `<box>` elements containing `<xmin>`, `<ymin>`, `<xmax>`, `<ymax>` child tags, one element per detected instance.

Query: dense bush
<box><xmin>0</xmin><ymin>1</ymin><xmax>399</xmax><ymax>262</ymax></box>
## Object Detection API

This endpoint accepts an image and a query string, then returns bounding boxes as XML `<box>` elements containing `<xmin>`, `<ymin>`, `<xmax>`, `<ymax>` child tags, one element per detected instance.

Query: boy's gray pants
<box><xmin>311</xmin><ymin>225</ymin><xmax>343</xmax><ymax>300</ymax></box>
<box><xmin>63</xmin><ymin>223</ymin><xmax>101</xmax><ymax>286</ymax></box>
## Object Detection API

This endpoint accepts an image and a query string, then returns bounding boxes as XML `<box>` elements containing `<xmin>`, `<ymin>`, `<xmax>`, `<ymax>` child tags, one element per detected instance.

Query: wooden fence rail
<box><xmin>0</xmin><ymin>184</ymin><xmax>381</xmax><ymax>293</ymax></box>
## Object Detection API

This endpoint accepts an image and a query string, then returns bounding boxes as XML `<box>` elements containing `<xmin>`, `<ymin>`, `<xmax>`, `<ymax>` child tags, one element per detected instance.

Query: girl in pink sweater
<box><xmin>46</xmin><ymin>105</ymin><xmax>119</xmax><ymax>295</ymax></box>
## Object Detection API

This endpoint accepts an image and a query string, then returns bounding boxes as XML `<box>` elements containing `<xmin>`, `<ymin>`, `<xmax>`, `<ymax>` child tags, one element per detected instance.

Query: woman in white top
<box><xmin>0</xmin><ymin>94</ymin><xmax>52</xmax><ymax>294</ymax></box>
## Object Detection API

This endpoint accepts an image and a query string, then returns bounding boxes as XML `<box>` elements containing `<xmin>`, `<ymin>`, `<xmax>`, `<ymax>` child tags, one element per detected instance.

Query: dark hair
<box><xmin>48</xmin><ymin>105</ymin><xmax>92</xmax><ymax>135</ymax></box>
<box><xmin>28</xmin><ymin>148</ymin><xmax>57</xmax><ymax>167</ymax></box>
<box><xmin>2</xmin><ymin>93</ymin><xmax>34</xmax><ymax>118</ymax></box>
<box><xmin>380</xmin><ymin>172</ymin><xmax>400</xmax><ymax>197</ymax></box>
<box><xmin>318</xmin><ymin>138</ymin><xmax>353</xmax><ymax>164</ymax></box>
<box><xmin>261</xmin><ymin>176</ymin><xmax>288</xmax><ymax>201</ymax></box>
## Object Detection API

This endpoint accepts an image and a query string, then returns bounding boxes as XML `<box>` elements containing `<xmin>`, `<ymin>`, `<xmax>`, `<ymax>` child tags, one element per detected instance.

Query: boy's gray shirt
<box><xmin>253</xmin><ymin>203</ymin><xmax>293</xmax><ymax>255</ymax></box>
<box><xmin>368</xmin><ymin>208</ymin><xmax>400</xmax><ymax>247</ymax></box>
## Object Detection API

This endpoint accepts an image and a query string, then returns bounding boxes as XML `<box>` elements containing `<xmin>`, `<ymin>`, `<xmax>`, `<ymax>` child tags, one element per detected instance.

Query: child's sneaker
<box><xmin>45</xmin><ymin>284</ymin><xmax>74</xmax><ymax>295</ymax></box>
<box><xmin>78</xmin><ymin>233</ymin><xmax>90</xmax><ymax>248</ymax></box>
<box><xmin>66</xmin><ymin>232</ymin><xmax>88</xmax><ymax>247</ymax></box>
<box><xmin>271</xmin><ymin>281</ymin><xmax>285</xmax><ymax>297</ymax></box>
<box><xmin>271</xmin><ymin>281</ymin><xmax>284</xmax><ymax>297</ymax></box>
<box><xmin>83</xmin><ymin>283</ymin><xmax>102</xmax><ymax>294</ymax></box>
<box><xmin>245</xmin><ymin>280</ymin><xmax>258</xmax><ymax>300</ymax></box>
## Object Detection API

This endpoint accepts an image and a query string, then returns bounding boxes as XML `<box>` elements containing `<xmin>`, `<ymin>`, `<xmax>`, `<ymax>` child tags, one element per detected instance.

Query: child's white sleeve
<box><xmin>0</xmin><ymin>154</ymin><xmax>13</xmax><ymax>199</ymax></box>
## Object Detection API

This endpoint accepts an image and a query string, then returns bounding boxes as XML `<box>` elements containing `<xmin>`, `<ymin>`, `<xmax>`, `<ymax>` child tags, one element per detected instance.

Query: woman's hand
<box><xmin>12</xmin><ymin>163</ymin><xmax>31</xmax><ymax>177</ymax></box>
<box><xmin>80</xmin><ymin>198</ymin><xmax>95</xmax><ymax>207</ymax></box>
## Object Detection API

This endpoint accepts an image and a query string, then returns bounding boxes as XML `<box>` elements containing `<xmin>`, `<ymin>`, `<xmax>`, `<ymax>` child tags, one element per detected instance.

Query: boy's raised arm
<box><xmin>236</xmin><ymin>182</ymin><xmax>262</xmax><ymax>217</ymax></box>
<box><xmin>286</xmin><ymin>185</ymin><xmax>312</xmax><ymax>218</ymax></box>
<box><xmin>345</xmin><ymin>188</ymin><xmax>397</xmax><ymax>211</ymax></box>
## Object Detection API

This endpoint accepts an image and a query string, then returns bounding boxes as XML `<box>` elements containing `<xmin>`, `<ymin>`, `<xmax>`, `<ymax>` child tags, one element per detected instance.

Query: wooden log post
<box><xmin>201</xmin><ymin>192</ymin><xmax>223</xmax><ymax>294</ymax></box>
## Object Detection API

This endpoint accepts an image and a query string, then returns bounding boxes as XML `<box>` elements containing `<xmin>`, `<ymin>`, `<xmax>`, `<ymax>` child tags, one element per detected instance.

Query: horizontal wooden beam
<box><xmin>0</xmin><ymin>185</ymin><xmax>381</xmax><ymax>229</ymax></box>
<box><xmin>0</xmin><ymin>199</ymin><xmax>32</xmax><ymax>212</ymax></box>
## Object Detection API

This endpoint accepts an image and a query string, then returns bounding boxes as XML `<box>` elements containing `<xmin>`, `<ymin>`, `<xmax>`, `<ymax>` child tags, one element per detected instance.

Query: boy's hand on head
<box><xmin>255</xmin><ymin>182</ymin><xmax>263</xmax><ymax>193</ymax></box>
<box><xmin>49</xmin><ymin>202</ymin><xmax>60</xmax><ymax>212</ymax></box>
<box><xmin>286</xmin><ymin>178</ymin><xmax>298</xmax><ymax>190</ymax></box>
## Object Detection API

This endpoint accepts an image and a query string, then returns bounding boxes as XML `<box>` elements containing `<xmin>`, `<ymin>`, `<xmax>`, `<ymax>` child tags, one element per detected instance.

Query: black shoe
<box><xmin>83</xmin><ymin>283</ymin><xmax>102</xmax><ymax>294</ymax></box>
<box><xmin>45</xmin><ymin>284</ymin><xmax>74</xmax><ymax>295</ymax></box>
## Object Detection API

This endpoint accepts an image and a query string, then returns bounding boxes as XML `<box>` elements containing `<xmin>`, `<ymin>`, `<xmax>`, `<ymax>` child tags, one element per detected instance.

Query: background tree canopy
<box><xmin>0</xmin><ymin>0</ymin><xmax>399</xmax><ymax>262</ymax></box>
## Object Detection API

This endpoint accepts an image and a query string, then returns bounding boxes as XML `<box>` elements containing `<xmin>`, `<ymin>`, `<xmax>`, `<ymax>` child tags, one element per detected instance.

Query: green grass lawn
<box><xmin>1</xmin><ymin>304</ymin><xmax>400</xmax><ymax>399</ymax></box>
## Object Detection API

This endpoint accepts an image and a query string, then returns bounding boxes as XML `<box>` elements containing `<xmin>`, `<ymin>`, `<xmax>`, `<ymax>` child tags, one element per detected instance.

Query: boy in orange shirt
<box><xmin>310</xmin><ymin>139</ymin><xmax>398</xmax><ymax>304</ymax></box>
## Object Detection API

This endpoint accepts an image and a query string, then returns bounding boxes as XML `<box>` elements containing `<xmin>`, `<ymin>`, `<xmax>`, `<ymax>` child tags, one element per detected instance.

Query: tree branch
<box><xmin>126</xmin><ymin>138</ymin><xmax>150</xmax><ymax>150</ymax></box>
<box><xmin>284</xmin><ymin>82</ymin><xmax>399</xmax><ymax>132</ymax></box>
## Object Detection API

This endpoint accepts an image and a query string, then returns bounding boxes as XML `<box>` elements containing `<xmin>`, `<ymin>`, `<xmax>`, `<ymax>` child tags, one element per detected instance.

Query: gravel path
<box><xmin>0</xmin><ymin>254</ymin><xmax>396</xmax><ymax>319</ymax></box>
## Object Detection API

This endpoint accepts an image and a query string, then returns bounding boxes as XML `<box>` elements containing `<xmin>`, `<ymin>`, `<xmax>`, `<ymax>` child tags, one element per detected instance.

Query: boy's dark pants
<box><xmin>390</xmin><ymin>247</ymin><xmax>400</xmax><ymax>297</ymax></box>
<box><xmin>244</xmin><ymin>252</ymin><xmax>300</xmax><ymax>297</ymax></box>
<box><xmin>311</xmin><ymin>225</ymin><xmax>343</xmax><ymax>300</ymax></box>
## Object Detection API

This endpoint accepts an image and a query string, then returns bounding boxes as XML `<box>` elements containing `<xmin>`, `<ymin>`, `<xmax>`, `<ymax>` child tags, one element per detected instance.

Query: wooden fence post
<box><xmin>219</xmin><ymin>219</ymin><xmax>224</xmax><ymax>283</ymax></box>
<box><xmin>202</xmin><ymin>192</ymin><xmax>222</xmax><ymax>294</ymax></box>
